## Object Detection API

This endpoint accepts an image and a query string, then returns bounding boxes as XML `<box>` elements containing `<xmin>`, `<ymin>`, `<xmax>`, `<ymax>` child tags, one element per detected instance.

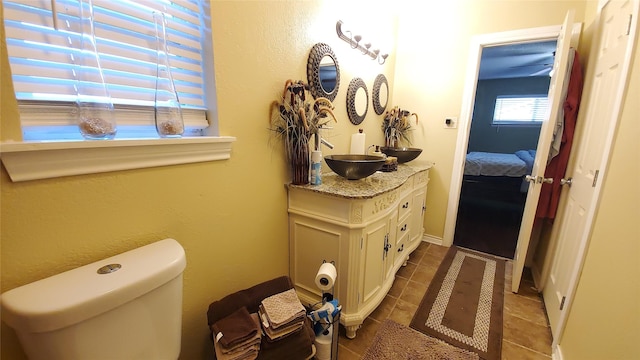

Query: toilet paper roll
<box><xmin>315</xmin><ymin>262</ymin><xmax>337</xmax><ymax>291</ymax></box>
<box><xmin>314</xmin><ymin>326</ymin><xmax>333</xmax><ymax>360</ymax></box>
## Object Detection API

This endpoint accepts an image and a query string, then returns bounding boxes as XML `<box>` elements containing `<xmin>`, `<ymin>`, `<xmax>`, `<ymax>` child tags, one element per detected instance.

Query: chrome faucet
<box><xmin>314</xmin><ymin>127</ymin><xmax>334</xmax><ymax>151</ymax></box>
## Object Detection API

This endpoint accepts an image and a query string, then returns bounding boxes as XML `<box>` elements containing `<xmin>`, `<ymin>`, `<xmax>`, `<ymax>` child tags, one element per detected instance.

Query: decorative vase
<box><xmin>290</xmin><ymin>142</ymin><xmax>310</xmax><ymax>185</ymax></box>
<box><xmin>76</xmin><ymin>0</ymin><xmax>117</xmax><ymax>140</ymax></box>
<box><xmin>385</xmin><ymin>134</ymin><xmax>398</xmax><ymax>148</ymax></box>
<box><xmin>153</xmin><ymin>11</ymin><xmax>184</xmax><ymax>138</ymax></box>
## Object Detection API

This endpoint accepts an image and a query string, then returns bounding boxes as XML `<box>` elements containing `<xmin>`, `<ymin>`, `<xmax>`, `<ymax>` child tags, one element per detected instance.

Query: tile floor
<box><xmin>335</xmin><ymin>241</ymin><xmax>553</xmax><ymax>359</ymax></box>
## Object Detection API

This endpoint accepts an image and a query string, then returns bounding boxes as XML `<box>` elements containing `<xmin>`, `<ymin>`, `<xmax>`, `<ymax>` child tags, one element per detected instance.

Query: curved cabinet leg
<box><xmin>345</xmin><ymin>324</ymin><xmax>360</xmax><ymax>339</ymax></box>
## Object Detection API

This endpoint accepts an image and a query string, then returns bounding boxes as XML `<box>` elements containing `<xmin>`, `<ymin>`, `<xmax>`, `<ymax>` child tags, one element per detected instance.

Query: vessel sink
<box><xmin>324</xmin><ymin>155</ymin><xmax>385</xmax><ymax>180</ymax></box>
<box><xmin>380</xmin><ymin>147</ymin><xmax>423</xmax><ymax>163</ymax></box>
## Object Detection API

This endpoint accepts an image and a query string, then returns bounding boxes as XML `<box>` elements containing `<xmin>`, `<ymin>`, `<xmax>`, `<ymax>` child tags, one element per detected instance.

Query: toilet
<box><xmin>1</xmin><ymin>238</ymin><xmax>186</xmax><ymax>360</ymax></box>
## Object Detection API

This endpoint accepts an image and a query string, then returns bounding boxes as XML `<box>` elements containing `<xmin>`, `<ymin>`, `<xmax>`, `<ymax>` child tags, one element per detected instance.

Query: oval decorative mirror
<box><xmin>372</xmin><ymin>74</ymin><xmax>389</xmax><ymax>115</ymax></box>
<box><xmin>307</xmin><ymin>43</ymin><xmax>340</xmax><ymax>101</ymax></box>
<box><xmin>346</xmin><ymin>77</ymin><xmax>368</xmax><ymax>125</ymax></box>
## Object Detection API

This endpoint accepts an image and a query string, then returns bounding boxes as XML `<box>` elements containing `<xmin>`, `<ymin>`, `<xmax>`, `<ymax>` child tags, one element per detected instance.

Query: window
<box><xmin>1</xmin><ymin>0</ymin><xmax>235</xmax><ymax>182</ymax></box>
<box><xmin>3</xmin><ymin>0</ymin><xmax>213</xmax><ymax>139</ymax></box>
<box><xmin>492</xmin><ymin>95</ymin><xmax>549</xmax><ymax>126</ymax></box>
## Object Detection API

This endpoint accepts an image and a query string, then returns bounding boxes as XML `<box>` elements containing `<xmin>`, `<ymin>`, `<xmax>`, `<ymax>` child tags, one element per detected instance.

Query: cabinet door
<box><xmin>360</xmin><ymin>215</ymin><xmax>392</xmax><ymax>305</ymax></box>
<box><xmin>409</xmin><ymin>187</ymin><xmax>427</xmax><ymax>246</ymax></box>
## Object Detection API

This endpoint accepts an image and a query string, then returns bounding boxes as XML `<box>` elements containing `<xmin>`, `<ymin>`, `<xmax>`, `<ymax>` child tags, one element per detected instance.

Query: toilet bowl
<box><xmin>1</xmin><ymin>238</ymin><xmax>186</xmax><ymax>360</ymax></box>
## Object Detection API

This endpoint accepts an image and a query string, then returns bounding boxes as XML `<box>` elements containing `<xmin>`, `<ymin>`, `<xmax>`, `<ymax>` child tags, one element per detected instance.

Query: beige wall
<box><xmin>392</xmin><ymin>0</ymin><xmax>587</xmax><ymax>238</ymax></box>
<box><xmin>558</xmin><ymin>13</ymin><xmax>640</xmax><ymax>359</ymax></box>
<box><xmin>0</xmin><ymin>2</ymin><xmax>398</xmax><ymax>359</ymax></box>
<box><xmin>0</xmin><ymin>4</ymin><xmax>20</xmax><ymax>141</ymax></box>
<box><xmin>5</xmin><ymin>1</ymin><xmax>635</xmax><ymax>359</ymax></box>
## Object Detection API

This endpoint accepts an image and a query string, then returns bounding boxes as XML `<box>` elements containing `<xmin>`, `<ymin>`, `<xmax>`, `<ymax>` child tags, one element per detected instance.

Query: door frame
<box><xmin>442</xmin><ymin>24</ymin><xmax>582</xmax><ymax>250</ymax></box>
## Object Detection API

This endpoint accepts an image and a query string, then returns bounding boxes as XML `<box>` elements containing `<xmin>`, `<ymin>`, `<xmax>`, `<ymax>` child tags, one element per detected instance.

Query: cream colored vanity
<box><xmin>287</xmin><ymin>162</ymin><xmax>432</xmax><ymax>338</ymax></box>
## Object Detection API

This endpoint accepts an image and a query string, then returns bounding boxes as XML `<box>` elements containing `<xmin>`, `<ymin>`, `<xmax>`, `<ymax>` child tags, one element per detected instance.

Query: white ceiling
<box><xmin>479</xmin><ymin>40</ymin><xmax>558</xmax><ymax>80</ymax></box>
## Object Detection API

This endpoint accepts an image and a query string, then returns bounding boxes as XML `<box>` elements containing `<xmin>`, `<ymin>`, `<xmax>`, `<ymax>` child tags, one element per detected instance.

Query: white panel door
<box><xmin>511</xmin><ymin>10</ymin><xmax>576</xmax><ymax>293</ymax></box>
<box><xmin>543</xmin><ymin>0</ymin><xmax>639</xmax><ymax>339</ymax></box>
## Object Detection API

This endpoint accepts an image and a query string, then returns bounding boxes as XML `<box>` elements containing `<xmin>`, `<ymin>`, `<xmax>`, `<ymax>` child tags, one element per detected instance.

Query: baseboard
<box><xmin>552</xmin><ymin>344</ymin><xmax>564</xmax><ymax>360</ymax></box>
<box><xmin>422</xmin><ymin>234</ymin><xmax>444</xmax><ymax>246</ymax></box>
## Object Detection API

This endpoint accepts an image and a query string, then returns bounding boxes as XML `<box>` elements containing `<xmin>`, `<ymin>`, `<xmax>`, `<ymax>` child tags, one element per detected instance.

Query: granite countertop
<box><xmin>288</xmin><ymin>161</ymin><xmax>434</xmax><ymax>199</ymax></box>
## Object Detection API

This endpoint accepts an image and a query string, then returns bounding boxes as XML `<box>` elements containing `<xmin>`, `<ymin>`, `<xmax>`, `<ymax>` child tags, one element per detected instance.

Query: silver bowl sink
<box><xmin>380</xmin><ymin>147</ymin><xmax>423</xmax><ymax>163</ymax></box>
<box><xmin>324</xmin><ymin>155</ymin><xmax>385</xmax><ymax>180</ymax></box>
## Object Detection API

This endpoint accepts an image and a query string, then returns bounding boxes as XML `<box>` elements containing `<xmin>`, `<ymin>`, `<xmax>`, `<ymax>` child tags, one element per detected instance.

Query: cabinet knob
<box><xmin>402</xmin><ymin>202</ymin><xmax>409</xmax><ymax>209</ymax></box>
<box><xmin>397</xmin><ymin>244</ymin><xmax>404</xmax><ymax>252</ymax></box>
<box><xmin>401</xmin><ymin>224</ymin><xmax>407</xmax><ymax>232</ymax></box>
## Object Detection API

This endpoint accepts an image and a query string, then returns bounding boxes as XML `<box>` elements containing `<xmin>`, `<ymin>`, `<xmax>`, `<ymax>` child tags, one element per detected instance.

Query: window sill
<box><xmin>0</xmin><ymin>136</ymin><xmax>236</xmax><ymax>182</ymax></box>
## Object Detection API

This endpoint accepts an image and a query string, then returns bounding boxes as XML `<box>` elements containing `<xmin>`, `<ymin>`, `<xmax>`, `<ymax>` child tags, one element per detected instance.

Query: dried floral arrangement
<box><xmin>382</xmin><ymin>106</ymin><xmax>419</xmax><ymax>147</ymax></box>
<box><xmin>270</xmin><ymin>79</ymin><xmax>337</xmax><ymax>184</ymax></box>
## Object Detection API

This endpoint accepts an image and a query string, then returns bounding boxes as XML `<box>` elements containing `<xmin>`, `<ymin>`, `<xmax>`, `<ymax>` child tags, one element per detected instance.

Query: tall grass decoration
<box><xmin>270</xmin><ymin>80</ymin><xmax>337</xmax><ymax>184</ymax></box>
<box><xmin>382</xmin><ymin>106</ymin><xmax>418</xmax><ymax>147</ymax></box>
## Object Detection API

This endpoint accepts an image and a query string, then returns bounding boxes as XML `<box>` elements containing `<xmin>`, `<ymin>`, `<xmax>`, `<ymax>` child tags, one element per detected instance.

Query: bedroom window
<box><xmin>492</xmin><ymin>95</ymin><xmax>549</xmax><ymax>126</ymax></box>
<box><xmin>3</xmin><ymin>0</ymin><xmax>215</xmax><ymax>140</ymax></box>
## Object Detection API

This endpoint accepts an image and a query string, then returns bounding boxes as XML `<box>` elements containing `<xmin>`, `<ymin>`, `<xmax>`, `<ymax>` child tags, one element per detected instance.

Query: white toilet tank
<box><xmin>1</xmin><ymin>238</ymin><xmax>186</xmax><ymax>360</ymax></box>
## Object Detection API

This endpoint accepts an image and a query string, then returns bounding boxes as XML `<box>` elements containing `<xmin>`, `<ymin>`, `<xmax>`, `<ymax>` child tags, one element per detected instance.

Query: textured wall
<box><xmin>7</xmin><ymin>1</ymin><xmax>628</xmax><ymax>359</ymax></box>
<box><xmin>0</xmin><ymin>2</ymin><xmax>397</xmax><ymax>359</ymax></box>
<box><xmin>392</xmin><ymin>0</ymin><xmax>587</xmax><ymax>239</ymax></box>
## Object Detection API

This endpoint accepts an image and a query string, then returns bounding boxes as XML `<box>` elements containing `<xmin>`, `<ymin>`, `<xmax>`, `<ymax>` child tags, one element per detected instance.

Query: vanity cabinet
<box><xmin>287</xmin><ymin>164</ymin><xmax>431</xmax><ymax>338</ymax></box>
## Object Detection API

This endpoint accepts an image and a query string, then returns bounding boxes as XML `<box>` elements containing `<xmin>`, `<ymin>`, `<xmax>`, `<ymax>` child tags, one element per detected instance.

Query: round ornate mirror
<box><xmin>372</xmin><ymin>74</ymin><xmax>389</xmax><ymax>115</ymax></box>
<box><xmin>307</xmin><ymin>43</ymin><xmax>340</xmax><ymax>101</ymax></box>
<box><xmin>346</xmin><ymin>77</ymin><xmax>368</xmax><ymax>125</ymax></box>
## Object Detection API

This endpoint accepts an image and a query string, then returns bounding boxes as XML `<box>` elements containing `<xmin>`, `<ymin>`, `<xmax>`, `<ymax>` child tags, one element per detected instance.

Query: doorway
<box><xmin>453</xmin><ymin>41</ymin><xmax>556</xmax><ymax>259</ymax></box>
<box><xmin>442</xmin><ymin>15</ymin><xmax>581</xmax><ymax>293</ymax></box>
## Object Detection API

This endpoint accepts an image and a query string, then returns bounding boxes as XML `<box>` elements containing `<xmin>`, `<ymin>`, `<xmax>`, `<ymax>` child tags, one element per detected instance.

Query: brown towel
<box><xmin>260</xmin><ymin>288</ymin><xmax>306</xmax><ymax>329</ymax></box>
<box><xmin>212</xmin><ymin>306</ymin><xmax>258</xmax><ymax>349</ymax></box>
<box><xmin>258</xmin><ymin>305</ymin><xmax>304</xmax><ymax>342</ymax></box>
<box><xmin>213</xmin><ymin>313</ymin><xmax>261</xmax><ymax>360</ymax></box>
<box><xmin>206</xmin><ymin>276</ymin><xmax>316</xmax><ymax>360</ymax></box>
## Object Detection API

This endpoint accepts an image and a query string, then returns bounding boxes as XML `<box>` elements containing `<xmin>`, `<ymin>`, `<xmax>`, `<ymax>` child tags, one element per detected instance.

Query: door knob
<box><xmin>540</xmin><ymin>177</ymin><xmax>554</xmax><ymax>184</ymax></box>
<box><xmin>525</xmin><ymin>175</ymin><xmax>536</xmax><ymax>183</ymax></box>
<box><xmin>560</xmin><ymin>177</ymin><xmax>573</xmax><ymax>186</ymax></box>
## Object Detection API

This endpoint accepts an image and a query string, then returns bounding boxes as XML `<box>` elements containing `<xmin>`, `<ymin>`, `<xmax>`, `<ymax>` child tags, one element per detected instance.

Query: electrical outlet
<box><xmin>444</xmin><ymin>117</ymin><xmax>458</xmax><ymax>129</ymax></box>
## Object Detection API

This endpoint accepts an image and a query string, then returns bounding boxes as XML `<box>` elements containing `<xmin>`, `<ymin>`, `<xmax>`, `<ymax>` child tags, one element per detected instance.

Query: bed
<box><xmin>461</xmin><ymin>150</ymin><xmax>536</xmax><ymax>206</ymax></box>
<box><xmin>464</xmin><ymin>150</ymin><xmax>536</xmax><ymax>178</ymax></box>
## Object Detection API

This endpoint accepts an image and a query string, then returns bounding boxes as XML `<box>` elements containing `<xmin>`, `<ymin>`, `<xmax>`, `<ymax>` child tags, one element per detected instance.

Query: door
<box><xmin>360</xmin><ymin>215</ymin><xmax>392</xmax><ymax>305</ymax></box>
<box><xmin>443</xmin><ymin>18</ymin><xmax>581</xmax><ymax>284</ymax></box>
<box><xmin>510</xmin><ymin>11</ymin><xmax>576</xmax><ymax>293</ymax></box>
<box><xmin>543</xmin><ymin>0</ymin><xmax>638</xmax><ymax>340</ymax></box>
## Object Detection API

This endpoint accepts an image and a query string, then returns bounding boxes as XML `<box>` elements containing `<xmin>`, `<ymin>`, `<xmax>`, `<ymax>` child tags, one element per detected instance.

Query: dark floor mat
<box><xmin>453</xmin><ymin>199</ymin><xmax>523</xmax><ymax>259</ymax></box>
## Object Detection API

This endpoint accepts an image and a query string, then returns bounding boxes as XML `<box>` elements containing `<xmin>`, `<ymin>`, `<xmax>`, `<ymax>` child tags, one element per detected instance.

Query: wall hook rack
<box><xmin>336</xmin><ymin>20</ymin><xmax>389</xmax><ymax>65</ymax></box>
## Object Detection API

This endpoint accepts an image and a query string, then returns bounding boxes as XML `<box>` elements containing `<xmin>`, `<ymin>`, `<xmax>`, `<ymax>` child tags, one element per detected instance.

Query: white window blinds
<box><xmin>3</xmin><ymin>0</ymin><xmax>211</xmax><ymax>139</ymax></box>
<box><xmin>492</xmin><ymin>95</ymin><xmax>549</xmax><ymax>126</ymax></box>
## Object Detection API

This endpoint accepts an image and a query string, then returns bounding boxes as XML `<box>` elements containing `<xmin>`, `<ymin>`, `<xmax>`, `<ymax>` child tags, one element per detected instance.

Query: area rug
<box><xmin>362</xmin><ymin>319</ymin><xmax>479</xmax><ymax>360</ymax></box>
<box><xmin>410</xmin><ymin>246</ymin><xmax>505</xmax><ymax>360</ymax></box>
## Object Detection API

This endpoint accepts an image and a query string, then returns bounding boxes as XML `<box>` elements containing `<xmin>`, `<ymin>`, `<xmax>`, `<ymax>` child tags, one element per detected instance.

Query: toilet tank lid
<box><xmin>1</xmin><ymin>238</ymin><xmax>186</xmax><ymax>333</ymax></box>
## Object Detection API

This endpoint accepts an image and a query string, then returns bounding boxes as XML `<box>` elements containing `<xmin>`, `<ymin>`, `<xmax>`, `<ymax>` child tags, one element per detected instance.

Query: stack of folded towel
<box><xmin>258</xmin><ymin>288</ymin><xmax>306</xmax><ymax>342</ymax></box>
<box><xmin>211</xmin><ymin>306</ymin><xmax>261</xmax><ymax>360</ymax></box>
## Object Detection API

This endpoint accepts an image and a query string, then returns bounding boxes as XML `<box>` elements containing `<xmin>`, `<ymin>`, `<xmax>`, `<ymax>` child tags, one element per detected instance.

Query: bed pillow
<box><xmin>515</xmin><ymin>150</ymin><xmax>536</xmax><ymax>172</ymax></box>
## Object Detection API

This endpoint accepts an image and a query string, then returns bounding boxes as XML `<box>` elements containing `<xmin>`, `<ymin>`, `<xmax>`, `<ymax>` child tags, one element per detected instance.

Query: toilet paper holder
<box><xmin>307</xmin><ymin>260</ymin><xmax>341</xmax><ymax>360</ymax></box>
<box><xmin>314</xmin><ymin>260</ymin><xmax>337</xmax><ymax>298</ymax></box>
